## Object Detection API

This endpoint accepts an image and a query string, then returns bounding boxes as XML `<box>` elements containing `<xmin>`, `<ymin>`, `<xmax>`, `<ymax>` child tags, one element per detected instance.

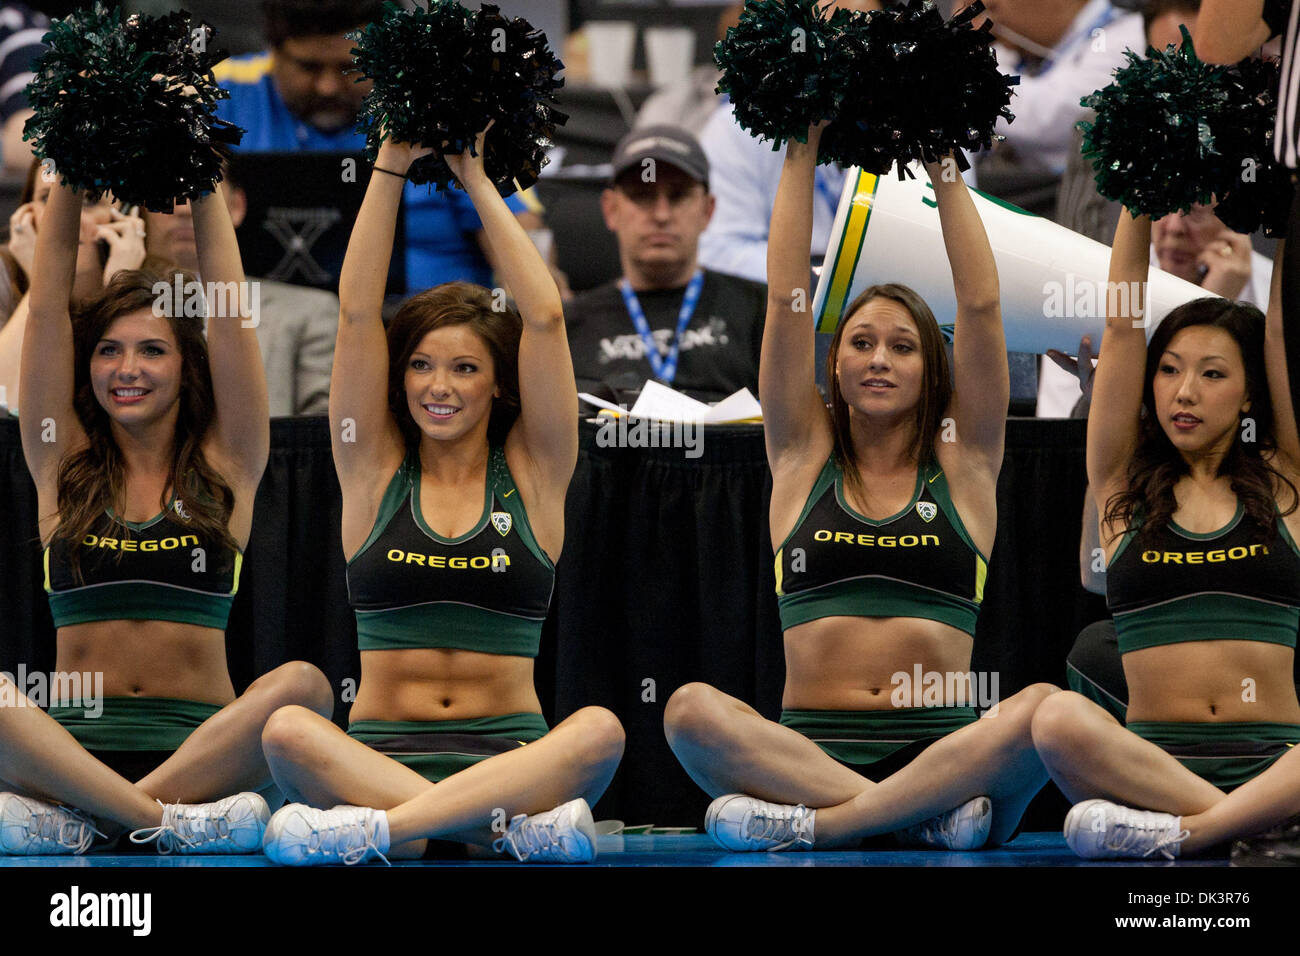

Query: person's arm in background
<box><xmin>1194</xmin><ymin>0</ymin><xmax>1273</xmax><ymax>63</ymax></box>
<box><xmin>1080</xmin><ymin>488</ymin><xmax>1105</xmax><ymax>595</ymax></box>
<box><xmin>695</xmin><ymin>104</ymin><xmax>777</xmax><ymax>284</ymax></box>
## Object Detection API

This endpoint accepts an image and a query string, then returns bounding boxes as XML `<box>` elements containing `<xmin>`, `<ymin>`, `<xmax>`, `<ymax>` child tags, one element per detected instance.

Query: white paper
<box><xmin>579</xmin><ymin>381</ymin><xmax>762</xmax><ymax>424</ymax></box>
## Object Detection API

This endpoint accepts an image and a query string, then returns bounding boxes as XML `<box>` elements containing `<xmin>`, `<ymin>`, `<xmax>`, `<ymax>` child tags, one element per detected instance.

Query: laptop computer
<box><xmin>230</xmin><ymin>151</ymin><xmax>406</xmax><ymax>296</ymax></box>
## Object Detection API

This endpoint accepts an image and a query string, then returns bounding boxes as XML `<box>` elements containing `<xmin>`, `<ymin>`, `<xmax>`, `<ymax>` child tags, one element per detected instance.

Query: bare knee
<box><xmin>990</xmin><ymin>682</ymin><xmax>1060</xmax><ymax>725</ymax></box>
<box><xmin>252</xmin><ymin>661</ymin><xmax>334</xmax><ymax>718</ymax></box>
<box><xmin>663</xmin><ymin>682</ymin><xmax>729</xmax><ymax>746</ymax></box>
<box><xmin>1030</xmin><ymin>690</ymin><xmax>1103</xmax><ymax>760</ymax></box>
<box><xmin>568</xmin><ymin>706</ymin><xmax>625</xmax><ymax>768</ymax></box>
<box><xmin>261</xmin><ymin>704</ymin><xmax>331</xmax><ymax>765</ymax></box>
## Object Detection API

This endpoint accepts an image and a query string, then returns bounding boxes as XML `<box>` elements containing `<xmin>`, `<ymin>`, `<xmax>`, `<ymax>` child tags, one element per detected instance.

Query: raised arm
<box><xmin>929</xmin><ymin>157</ymin><xmax>1006</xmax><ymax>469</ymax></box>
<box><xmin>759</xmin><ymin>127</ymin><xmax>834</xmax><ymax>472</ymax></box>
<box><xmin>1263</xmin><ymin>241</ymin><xmax>1300</xmax><ymax>470</ymax></box>
<box><xmin>1086</xmin><ymin>210</ymin><xmax>1151</xmax><ymax>508</ymax></box>
<box><xmin>330</xmin><ymin>141</ymin><xmax>412</xmax><ymax>498</ymax></box>
<box><xmin>447</xmin><ymin>130</ymin><xmax>577</xmax><ymax>495</ymax></box>
<box><xmin>1193</xmin><ymin>0</ymin><xmax>1272</xmax><ymax>64</ymax></box>
<box><xmin>194</xmin><ymin>182</ymin><xmax>268</xmax><ymax>490</ymax></box>
<box><xmin>19</xmin><ymin>176</ymin><xmax>87</xmax><ymax>496</ymax></box>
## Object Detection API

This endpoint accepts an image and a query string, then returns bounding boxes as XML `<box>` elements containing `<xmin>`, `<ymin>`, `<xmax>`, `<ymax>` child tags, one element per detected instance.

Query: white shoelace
<box><xmin>1104</xmin><ymin>811</ymin><xmax>1188</xmax><ymax>860</ymax></box>
<box><xmin>129</xmin><ymin>802</ymin><xmax>239</xmax><ymax>854</ymax></box>
<box><xmin>746</xmin><ymin>805</ymin><xmax>814</xmax><ymax>851</ymax></box>
<box><xmin>303</xmin><ymin>816</ymin><xmax>391</xmax><ymax>867</ymax></box>
<box><xmin>494</xmin><ymin>813</ymin><xmax>563</xmax><ymax>860</ymax></box>
<box><xmin>25</xmin><ymin>805</ymin><xmax>103</xmax><ymax>854</ymax></box>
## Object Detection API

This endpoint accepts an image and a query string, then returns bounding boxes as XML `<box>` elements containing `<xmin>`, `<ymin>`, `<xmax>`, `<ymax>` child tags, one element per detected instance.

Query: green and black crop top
<box><xmin>774</xmin><ymin>455</ymin><xmax>988</xmax><ymax>635</ymax></box>
<box><xmin>44</xmin><ymin>498</ymin><xmax>242</xmax><ymax>629</ymax></box>
<box><xmin>345</xmin><ymin>445</ymin><xmax>555</xmax><ymax>657</ymax></box>
<box><xmin>1106</xmin><ymin>502</ymin><xmax>1300</xmax><ymax>653</ymax></box>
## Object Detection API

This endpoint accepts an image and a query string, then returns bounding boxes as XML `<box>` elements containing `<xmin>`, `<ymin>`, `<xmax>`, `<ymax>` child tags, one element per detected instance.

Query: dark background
<box><xmin>0</xmin><ymin>414</ymin><xmax>1106</xmax><ymax>830</ymax></box>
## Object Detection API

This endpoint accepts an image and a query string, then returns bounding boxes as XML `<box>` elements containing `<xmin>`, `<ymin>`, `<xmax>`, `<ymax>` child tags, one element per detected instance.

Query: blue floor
<box><xmin>0</xmin><ymin>832</ymin><xmax>1230</xmax><ymax>866</ymax></box>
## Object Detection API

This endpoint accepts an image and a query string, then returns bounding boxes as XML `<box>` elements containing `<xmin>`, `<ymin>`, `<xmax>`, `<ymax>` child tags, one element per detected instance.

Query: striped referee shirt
<box><xmin>0</xmin><ymin>3</ymin><xmax>48</xmax><ymax>125</ymax></box>
<box><xmin>1269</xmin><ymin>0</ymin><xmax>1300</xmax><ymax>166</ymax></box>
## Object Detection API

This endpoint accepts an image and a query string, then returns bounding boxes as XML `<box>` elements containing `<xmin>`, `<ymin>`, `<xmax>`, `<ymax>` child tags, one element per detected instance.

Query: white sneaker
<box><xmin>1064</xmin><ymin>799</ymin><xmax>1189</xmax><ymax>860</ymax></box>
<box><xmin>894</xmin><ymin>796</ymin><xmax>992</xmax><ymax>850</ymax></box>
<box><xmin>705</xmin><ymin>794</ymin><xmax>816</xmax><ymax>851</ymax></box>
<box><xmin>492</xmin><ymin>799</ymin><xmax>597</xmax><ymax>863</ymax></box>
<box><xmin>129</xmin><ymin>791</ymin><xmax>269</xmax><ymax>855</ymax></box>
<box><xmin>0</xmin><ymin>792</ymin><xmax>102</xmax><ymax>855</ymax></box>
<box><xmin>262</xmin><ymin>804</ymin><xmax>391</xmax><ymax>866</ymax></box>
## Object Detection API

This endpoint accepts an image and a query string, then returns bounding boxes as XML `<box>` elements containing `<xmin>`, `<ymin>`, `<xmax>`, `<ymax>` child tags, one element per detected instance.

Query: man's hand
<box><xmin>1197</xmin><ymin>230</ymin><xmax>1254</xmax><ymax>300</ymax></box>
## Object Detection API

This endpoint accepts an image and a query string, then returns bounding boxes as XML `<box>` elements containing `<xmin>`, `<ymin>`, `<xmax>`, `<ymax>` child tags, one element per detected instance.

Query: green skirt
<box><xmin>348</xmin><ymin>712</ymin><xmax>550</xmax><ymax>783</ymax></box>
<box><xmin>1129</xmin><ymin>721</ymin><xmax>1300</xmax><ymax>791</ymax></box>
<box><xmin>780</xmin><ymin>707</ymin><xmax>979</xmax><ymax>782</ymax></box>
<box><xmin>48</xmin><ymin>696</ymin><xmax>221</xmax><ymax>751</ymax></box>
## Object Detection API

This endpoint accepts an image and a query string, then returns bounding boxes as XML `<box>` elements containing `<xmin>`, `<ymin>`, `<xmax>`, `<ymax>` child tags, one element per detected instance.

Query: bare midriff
<box><xmin>782</xmin><ymin>615</ymin><xmax>976</xmax><ymax>711</ymax></box>
<box><xmin>1124</xmin><ymin>641</ymin><xmax>1300</xmax><ymax>724</ymax></box>
<box><xmin>351</xmin><ymin>647</ymin><xmax>543</xmax><ymax>722</ymax></box>
<box><xmin>56</xmin><ymin>619</ymin><xmax>236</xmax><ymax>704</ymax></box>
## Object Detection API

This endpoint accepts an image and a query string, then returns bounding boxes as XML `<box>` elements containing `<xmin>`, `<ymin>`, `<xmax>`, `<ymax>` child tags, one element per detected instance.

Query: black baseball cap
<box><xmin>610</xmin><ymin>125</ymin><xmax>709</xmax><ymax>187</ymax></box>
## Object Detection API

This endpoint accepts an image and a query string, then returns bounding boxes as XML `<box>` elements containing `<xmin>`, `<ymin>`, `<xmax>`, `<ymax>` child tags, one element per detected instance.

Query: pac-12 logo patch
<box><xmin>491</xmin><ymin>511</ymin><xmax>513</xmax><ymax>536</ymax></box>
<box><xmin>174</xmin><ymin>498</ymin><xmax>192</xmax><ymax>521</ymax></box>
<box><xmin>915</xmin><ymin>501</ymin><xmax>937</xmax><ymax>523</ymax></box>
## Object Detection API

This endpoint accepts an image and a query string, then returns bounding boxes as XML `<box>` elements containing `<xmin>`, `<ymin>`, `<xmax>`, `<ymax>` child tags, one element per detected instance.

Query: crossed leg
<box><xmin>1032</xmin><ymin>690</ymin><xmax>1300</xmax><ymax>855</ymax></box>
<box><xmin>261</xmin><ymin>704</ymin><xmax>625</xmax><ymax>858</ymax></box>
<box><xmin>0</xmin><ymin>662</ymin><xmax>333</xmax><ymax>834</ymax></box>
<box><xmin>664</xmin><ymin>681</ymin><xmax>1059</xmax><ymax>848</ymax></box>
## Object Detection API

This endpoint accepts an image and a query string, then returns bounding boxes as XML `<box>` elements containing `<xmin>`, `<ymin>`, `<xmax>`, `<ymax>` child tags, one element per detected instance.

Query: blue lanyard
<box><xmin>618</xmin><ymin>269</ymin><xmax>705</xmax><ymax>386</ymax></box>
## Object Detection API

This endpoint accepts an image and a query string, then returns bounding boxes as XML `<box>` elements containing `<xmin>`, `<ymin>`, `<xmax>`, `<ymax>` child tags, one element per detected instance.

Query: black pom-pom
<box><xmin>820</xmin><ymin>0</ymin><xmax>1018</xmax><ymax>177</ymax></box>
<box><xmin>1079</xmin><ymin>27</ymin><xmax>1230</xmax><ymax>219</ymax></box>
<box><xmin>353</xmin><ymin>0</ymin><xmax>565</xmax><ymax>197</ymax></box>
<box><xmin>1212</xmin><ymin>56</ymin><xmax>1295</xmax><ymax>237</ymax></box>
<box><xmin>23</xmin><ymin>2</ymin><xmax>242</xmax><ymax>212</ymax></box>
<box><xmin>714</xmin><ymin>0</ymin><xmax>852</xmax><ymax>148</ymax></box>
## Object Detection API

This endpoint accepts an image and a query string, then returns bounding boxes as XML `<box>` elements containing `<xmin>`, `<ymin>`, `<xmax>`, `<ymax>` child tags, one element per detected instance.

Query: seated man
<box><xmin>142</xmin><ymin>167</ymin><xmax>338</xmax><ymax>417</ymax></box>
<box><xmin>966</xmin><ymin>0</ymin><xmax>1145</xmax><ymax>185</ymax></box>
<box><xmin>566</xmin><ymin>126</ymin><xmax>766</xmax><ymax>405</ymax></box>
<box><xmin>214</xmin><ymin>0</ymin><xmax>548</xmax><ymax>293</ymax></box>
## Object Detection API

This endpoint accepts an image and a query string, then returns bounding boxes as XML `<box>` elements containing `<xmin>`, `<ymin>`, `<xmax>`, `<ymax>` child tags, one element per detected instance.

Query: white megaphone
<box><xmin>812</xmin><ymin>165</ymin><xmax>1209</xmax><ymax>352</ymax></box>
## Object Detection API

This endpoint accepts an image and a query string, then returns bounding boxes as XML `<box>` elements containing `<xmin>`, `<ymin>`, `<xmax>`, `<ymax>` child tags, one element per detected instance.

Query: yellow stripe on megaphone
<box><xmin>811</xmin><ymin>164</ymin><xmax>1208</xmax><ymax>352</ymax></box>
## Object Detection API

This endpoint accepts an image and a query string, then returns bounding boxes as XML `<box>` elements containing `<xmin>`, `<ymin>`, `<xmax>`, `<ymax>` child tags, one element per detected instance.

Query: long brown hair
<box><xmin>51</xmin><ymin>268</ymin><xmax>238</xmax><ymax>573</ymax></box>
<box><xmin>385</xmin><ymin>281</ymin><xmax>522</xmax><ymax>450</ymax></box>
<box><xmin>825</xmin><ymin>283</ymin><xmax>952</xmax><ymax>497</ymax></box>
<box><xmin>1103</xmin><ymin>297</ymin><xmax>1298</xmax><ymax>546</ymax></box>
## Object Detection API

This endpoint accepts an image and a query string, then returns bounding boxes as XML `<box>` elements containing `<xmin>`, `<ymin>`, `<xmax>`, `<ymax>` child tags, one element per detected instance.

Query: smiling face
<box><xmin>1151</xmin><ymin>325</ymin><xmax>1252</xmax><ymax>458</ymax></box>
<box><xmin>404</xmin><ymin>324</ymin><xmax>500</xmax><ymax>444</ymax></box>
<box><xmin>89</xmin><ymin>309</ymin><xmax>184</xmax><ymax>425</ymax></box>
<box><xmin>834</xmin><ymin>297</ymin><xmax>925</xmax><ymax>418</ymax></box>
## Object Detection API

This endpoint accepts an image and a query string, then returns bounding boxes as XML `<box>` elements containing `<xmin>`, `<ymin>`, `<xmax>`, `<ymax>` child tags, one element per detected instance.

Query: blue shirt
<box><xmin>214</xmin><ymin>53</ymin><xmax>527</xmax><ymax>292</ymax></box>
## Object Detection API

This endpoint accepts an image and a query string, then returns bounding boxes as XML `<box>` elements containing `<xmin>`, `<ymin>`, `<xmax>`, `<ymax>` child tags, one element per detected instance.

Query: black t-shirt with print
<box><xmin>564</xmin><ymin>269</ymin><xmax>766</xmax><ymax>405</ymax></box>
